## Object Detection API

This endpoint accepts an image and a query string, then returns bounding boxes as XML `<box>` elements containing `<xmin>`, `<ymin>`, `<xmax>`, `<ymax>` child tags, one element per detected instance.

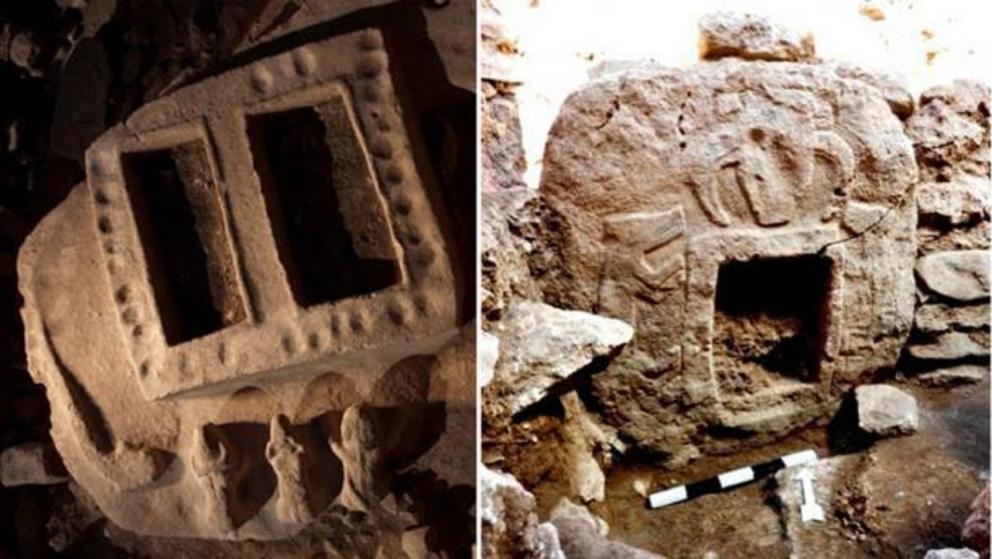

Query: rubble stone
<box><xmin>917</xmin><ymin>177</ymin><xmax>990</xmax><ymax>228</ymax></box>
<box><xmin>916</xmin><ymin>250</ymin><xmax>990</xmax><ymax>303</ymax></box>
<box><xmin>478</xmin><ymin>331</ymin><xmax>500</xmax><ymax>387</ymax></box>
<box><xmin>698</xmin><ymin>12</ymin><xmax>815</xmax><ymax>62</ymax></box>
<box><xmin>918</xmin><ymin>364</ymin><xmax>987</xmax><ymax>386</ymax></box>
<box><xmin>824</xmin><ymin>61</ymin><xmax>914</xmax><ymax>118</ymax></box>
<box><xmin>482</xmin><ymin>83</ymin><xmax>527</xmax><ymax>191</ymax></box>
<box><xmin>914</xmin><ymin>303</ymin><xmax>990</xmax><ymax>335</ymax></box>
<box><xmin>924</xmin><ymin>549</ymin><xmax>980</xmax><ymax>559</ymax></box>
<box><xmin>906</xmin><ymin>80</ymin><xmax>990</xmax><ymax>181</ymax></box>
<box><xmin>483</xmin><ymin>301</ymin><xmax>633</xmax><ymax>422</ymax></box>
<box><xmin>481</xmin><ymin>188</ymin><xmax>542</xmax><ymax>319</ymax></box>
<box><xmin>535</xmin><ymin>523</ymin><xmax>566</xmax><ymax>559</ymax></box>
<box><xmin>855</xmin><ymin>385</ymin><xmax>919</xmax><ymax>436</ymax></box>
<box><xmin>908</xmin><ymin>331</ymin><xmax>990</xmax><ymax>361</ymax></box>
<box><xmin>481</xmin><ymin>466</ymin><xmax>559</xmax><ymax>558</ymax></box>
<box><xmin>549</xmin><ymin>498</ymin><xmax>664</xmax><ymax>558</ymax></box>
<box><xmin>962</xmin><ymin>485</ymin><xmax>990</xmax><ymax>559</ymax></box>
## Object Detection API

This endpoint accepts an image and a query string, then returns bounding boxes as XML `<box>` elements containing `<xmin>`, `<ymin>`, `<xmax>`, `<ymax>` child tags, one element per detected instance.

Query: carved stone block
<box><xmin>538</xmin><ymin>56</ymin><xmax>918</xmax><ymax>460</ymax></box>
<box><xmin>18</xmin><ymin>28</ymin><xmax>461</xmax><ymax>540</ymax></box>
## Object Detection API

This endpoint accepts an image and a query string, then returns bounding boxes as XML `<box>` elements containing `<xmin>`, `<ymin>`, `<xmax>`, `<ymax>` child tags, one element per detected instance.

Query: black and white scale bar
<box><xmin>647</xmin><ymin>449</ymin><xmax>817</xmax><ymax>509</ymax></box>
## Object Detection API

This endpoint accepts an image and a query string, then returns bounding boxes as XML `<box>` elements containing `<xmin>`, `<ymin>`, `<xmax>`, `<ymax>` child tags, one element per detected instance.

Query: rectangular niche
<box><xmin>246</xmin><ymin>96</ymin><xmax>401</xmax><ymax>309</ymax></box>
<box><xmin>121</xmin><ymin>141</ymin><xmax>248</xmax><ymax>345</ymax></box>
<box><xmin>712</xmin><ymin>254</ymin><xmax>833</xmax><ymax>396</ymax></box>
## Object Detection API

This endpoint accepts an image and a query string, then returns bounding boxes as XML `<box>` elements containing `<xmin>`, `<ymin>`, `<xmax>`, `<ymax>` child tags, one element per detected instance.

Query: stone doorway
<box><xmin>713</xmin><ymin>254</ymin><xmax>833</xmax><ymax>397</ymax></box>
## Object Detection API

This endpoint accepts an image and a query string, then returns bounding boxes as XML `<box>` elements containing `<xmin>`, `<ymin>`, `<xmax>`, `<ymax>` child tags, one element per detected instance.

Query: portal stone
<box><xmin>537</xmin><ymin>33</ymin><xmax>917</xmax><ymax>461</ymax></box>
<box><xmin>18</xmin><ymin>28</ymin><xmax>463</xmax><ymax>540</ymax></box>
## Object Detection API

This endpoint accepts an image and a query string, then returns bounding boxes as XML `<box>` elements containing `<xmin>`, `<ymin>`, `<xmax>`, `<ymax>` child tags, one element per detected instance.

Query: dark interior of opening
<box><xmin>121</xmin><ymin>141</ymin><xmax>247</xmax><ymax>345</ymax></box>
<box><xmin>246</xmin><ymin>100</ymin><xmax>400</xmax><ymax>308</ymax></box>
<box><xmin>713</xmin><ymin>255</ymin><xmax>832</xmax><ymax>393</ymax></box>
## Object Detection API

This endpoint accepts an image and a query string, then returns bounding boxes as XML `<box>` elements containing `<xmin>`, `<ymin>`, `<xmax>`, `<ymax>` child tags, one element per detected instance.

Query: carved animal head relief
<box><xmin>17</xmin><ymin>27</ymin><xmax>462</xmax><ymax>540</ymax></box>
<box><xmin>540</xmin><ymin>57</ymin><xmax>918</xmax><ymax>459</ymax></box>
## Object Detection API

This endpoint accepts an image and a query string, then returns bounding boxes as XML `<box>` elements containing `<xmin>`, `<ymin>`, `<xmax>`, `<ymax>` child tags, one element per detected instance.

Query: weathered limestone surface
<box><xmin>480</xmin><ymin>465</ymin><xmax>564</xmax><ymax>558</ymax></box>
<box><xmin>480</xmin><ymin>0</ymin><xmax>526</xmax><ymax>193</ymax></box>
<box><xmin>925</xmin><ymin>550</ymin><xmax>980</xmax><ymax>559</ymax></box>
<box><xmin>549</xmin><ymin>498</ymin><xmax>664</xmax><ymax>558</ymax></box>
<box><xmin>908</xmin><ymin>331</ymin><xmax>990</xmax><ymax>361</ymax></box>
<box><xmin>914</xmin><ymin>303</ymin><xmax>990</xmax><ymax>335</ymax></box>
<box><xmin>483</xmin><ymin>301</ymin><xmax>633</xmax><ymax>423</ymax></box>
<box><xmin>698</xmin><ymin>12</ymin><xmax>815</xmax><ymax>62</ymax></box>
<box><xmin>481</xmin><ymin>188</ymin><xmax>543</xmax><ymax>319</ymax></box>
<box><xmin>907</xmin><ymin>80</ymin><xmax>990</xmax><ymax>182</ymax></box>
<box><xmin>916</xmin><ymin>250</ymin><xmax>990</xmax><ymax>303</ymax></box>
<box><xmin>917</xmin><ymin>364</ymin><xmax>988</xmax><ymax>387</ymax></box>
<box><xmin>536</xmin><ymin>31</ymin><xmax>918</xmax><ymax>460</ymax></box>
<box><xmin>482</xmin><ymin>82</ymin><xmax>527</xmax><ymax>192</ymax></box>
<box><xmin>904</xmin><ymin>80</ymin><xmax>989</xmax><ymax>382</ymax></box>
<box><xmin>855</xmin><ymin>385</ymin><xmax>919</xmax><ymax>437</ymax></box>
<box><xmin>17</xmin><ymin>28</ymin><xmax>469</xmax><ymax>541</ymax></box>
<box><xmin>962</xmin><ymin>485</ymin><xmax>990</xmax><ymax>559</ymax></box>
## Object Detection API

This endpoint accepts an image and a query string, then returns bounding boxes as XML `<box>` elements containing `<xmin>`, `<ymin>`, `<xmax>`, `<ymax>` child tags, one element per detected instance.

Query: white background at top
<box><xmin>493</xmin><ymin>0</ymin><xmax>992</xmax><ymax>187</ymax></box>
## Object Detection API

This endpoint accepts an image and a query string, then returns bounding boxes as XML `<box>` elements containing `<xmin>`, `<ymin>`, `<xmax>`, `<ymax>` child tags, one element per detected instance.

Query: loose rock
<box><xmin>917</xmin><ymin>177</ymin><xmax>990</xmax><ymax>228</ymax></box>
<box><xmin>484</xmin><ymin>301</ymin><xmax>633</xmax><ymax>421</ymax></box>
<box><xmin>916</xmin><ymin>250</ymin><xmax>990</xmax><ymax>302</ymax></box>
<box><xmin>481</xmin><ymin>466</ymin><xmax>562</xmax><ymax>558</ymax></box>
<box><xmin>924</xmin><ymin>550</ymin><xmax>980</xmax><ymax>559</ymax></box>
<box><xmin>698</xmin><ymin>12</ymin><xmax>815</xmax><ymax>62</ymax></box>
<box><xmin>478</xmin><ymin>331</ymin><xmax>500</xmax><ymax>388</ymax></box>
<box><xmin>908</xmin><ymin>331</ymin><xmax>990</xmax><ymax>361</ymax></box>
<box><xmin>962</xmin><ymin>485</ymin><xmax>989</xmax><ymax>559</ymax></box>
<box><xmin>549</xmin><ymin>498</ymin><xmax>663</xmax><ymax>558</ymax></box>
<box><xmin>855</xmin><ymin>385</ymin><xmax>919</xmax><ymax>436</ymax></box>
<box><xmin>914</xmin><ymin>303</ymin><xmax>990</xmax><ymax>335</ymax></box>
<box><xmin>917</xmin><ymin>364</ymin><xmax>987</xmax><ymax>387</ymax></box>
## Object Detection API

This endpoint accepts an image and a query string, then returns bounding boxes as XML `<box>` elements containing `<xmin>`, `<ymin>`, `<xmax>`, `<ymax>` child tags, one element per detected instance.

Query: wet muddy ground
<box><xmin>528</xmin><ymin>380</ymin><xmax>989</xmax><ymax>558</ymax></box>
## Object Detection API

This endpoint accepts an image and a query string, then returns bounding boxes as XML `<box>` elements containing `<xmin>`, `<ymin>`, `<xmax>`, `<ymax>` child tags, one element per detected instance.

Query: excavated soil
<box><xmin>523</xmin><ymin>381</ymin><xmax>988</xmax><ymax>559</ymax></box>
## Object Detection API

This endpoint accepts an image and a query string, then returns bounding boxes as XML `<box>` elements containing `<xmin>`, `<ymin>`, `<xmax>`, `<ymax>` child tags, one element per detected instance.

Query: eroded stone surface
<box><xmin>549</xmin><ymin>498</ymin><xmax>664</xmax><ymax>558</ymax></box>
<box><xmin>914</xmin><ymin>303</ymin><xmax>990</xmax><ymax>335</ymax></box>
<box><xmin>916</xmin><ymin>250</ymin><xmax>990</xmax><ymax>303</ymax></box>
<box><xmin>855</xmin><ymin>385</ymin><xmax>919</xmax><ymax>437</ymax></box>
<box><xmin>908</xmin><ymin>331</ymin><xmax>990</xmax><ymax>361</ymax></box>
<box><xmin>481</xmin><ymin>465</ymin><xmax>562</xmax><ymax>558</ymax></box>
<box><xmin>478</xmin><ymin>330</ymin><xmax>499</xmax><ymax>387</ymax></box>
<box><xmin>907</xmin><ymin>80</ymin><xmax>990</xmax><ymax>182</ymax></box>
<box><xmin>483</xmin><ymin>301</ymin><xmax>634</xmax><ymax>423</ymax></box>
<box><xmin>917</xmin><ymin>364</ymin><xmax>987</xmax><ymax>387</ymax></box>
<box><xmin>537</xmin><ymin>43</ymin><xmax>917</xmax><ymax>460</ymax></box>
<box><xmin>925</xmin><ymin>550</ymin><xmax>980</xmax><ymax>559</ymax></box>
<box><xmin>962</xmin><ymin>485</ymin><xmax>990</xmax><ymax>559</ymax></box>
<box><xmin>698</xmin><ymin>12</ymin><xmax>815</xmax><ymax>62</ymax></box>
<box><xmin>18</xmin><ymin>27</ymin><xmax>468</xmax><ymax>541</ymax></box>
<box><xmin>917</xmin><ymin>178</ymin><xmax>990</xmax><ymax>229</ymax></box>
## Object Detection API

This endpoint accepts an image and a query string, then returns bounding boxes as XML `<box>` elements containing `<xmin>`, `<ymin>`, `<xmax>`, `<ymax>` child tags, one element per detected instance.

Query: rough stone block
<box><xmin>698</xmin><ymin>12</ymin><xmax>815</xmax><ymax>62</ymax></box>
<box><xmin>855</xmin><ymin>385</ymin><xmax>919</xmax><ymax>437</ymax></box>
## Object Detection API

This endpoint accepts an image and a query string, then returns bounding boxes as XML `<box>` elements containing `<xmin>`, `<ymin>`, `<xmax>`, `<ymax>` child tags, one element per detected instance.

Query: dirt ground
<box><xmin>522</xmin><ymin>380</ymin><xmax>988</xmax><ymax>559</ymax></box>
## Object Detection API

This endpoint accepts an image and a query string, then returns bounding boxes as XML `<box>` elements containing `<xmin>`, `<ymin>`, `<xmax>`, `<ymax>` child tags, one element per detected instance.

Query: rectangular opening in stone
<box><xmin>246</xmin><ymin>100</ymin><xmax>400</xmax><ymax>308</ymax></box>
<box><xmin>122</xmin><ymin>141</ymin><xmax>247</xmax><ymax>345</ymax></box>
<box><xmin>713</xmin><ymin>255</ymin><xmax>833</xmax><ymax>395</ymax></box>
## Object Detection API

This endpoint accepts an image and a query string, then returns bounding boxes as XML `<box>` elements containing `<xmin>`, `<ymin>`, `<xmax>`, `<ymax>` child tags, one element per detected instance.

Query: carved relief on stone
<box><xmin>331</xmin><ymin>405</ymin><xmax>388</xmax><ymax>513</ymax></box>
<box><xmin>540</xmin><ymin>58</ymin><xmax>918</xmax><ymax>460</ymax></box>
<box><xmin>17</xmin><ymin>28</ymin><xmax>463</xmax><ymax>540</ymax></box>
